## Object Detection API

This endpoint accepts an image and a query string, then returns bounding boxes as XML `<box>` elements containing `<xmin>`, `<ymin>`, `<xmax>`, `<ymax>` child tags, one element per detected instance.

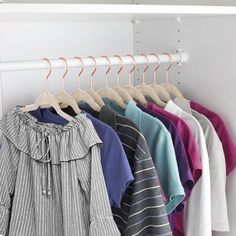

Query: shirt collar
<box><xmin>99</xmin><ymin>104</ymin><xmax>118</xmax><ymax>131</ymax></box>
<box><xmin>125</xmin><ymin>101</ymin><xmax>142</xmax><ymax>128</ymax></box>
<box><xmin>165</xmin><ymin>100</ymin><xmax>184</xmax><ymax>116</ymax></box>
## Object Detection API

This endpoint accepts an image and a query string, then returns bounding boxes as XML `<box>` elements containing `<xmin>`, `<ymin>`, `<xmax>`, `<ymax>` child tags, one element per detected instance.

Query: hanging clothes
<box><xmin>165</xmin><ymin>101</ymin><xmax>211</xmax><ymax>236</ymax></box>
<box><xmin>0</xmin><ymin>107</ymin><xmax>120</xmax><ymax>236</ymax></box>
<box><xmin>103</xmin><ymin>99</ymin><xmax>185</xmax><ymax>214</ymax></box>
<box><xmin>30</xmin><ymin>105</ymin><xmax>173</xmax><ymax>236</ymax></box>
<box><xmin>137</xmin><ymin>103</ymin><xmax>194</xmax><ymax>206</ymax></box>
<box><xmin>174</xmin><ymin>98</ymin><xmax>229</xmax><ymax>232</ymax></box>
<box><xmin>30</xmin><ymin>108</ymin><xmax>134</xmax><ymax>209</ymax></box>
<box><xmin>190</xmin><ymin>101</ymin><xmax>236</xmax><ymax>176</ymax></box>
<box><xmin>147</xmin><ymin>102</ymin><xmax>202</xmax><ymax>183</ymax></box>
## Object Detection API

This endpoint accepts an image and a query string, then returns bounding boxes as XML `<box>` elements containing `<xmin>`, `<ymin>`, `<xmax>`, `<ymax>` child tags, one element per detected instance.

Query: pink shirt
<box><xmin>148</xmin><ymin>102</ymin><xmax>202</xmax><ymax>183</ymax></box>
<box><xmin>190</xmin><ymin>101</ymin><xmax>236</xmax><ymax>176</ymax></box>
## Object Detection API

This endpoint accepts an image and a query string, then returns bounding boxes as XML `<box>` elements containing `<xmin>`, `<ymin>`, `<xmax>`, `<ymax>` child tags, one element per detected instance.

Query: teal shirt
<box><xmin>104</xmin><ymin>98</ymin><xmax>185</xmax><ymax>214</ymax></box>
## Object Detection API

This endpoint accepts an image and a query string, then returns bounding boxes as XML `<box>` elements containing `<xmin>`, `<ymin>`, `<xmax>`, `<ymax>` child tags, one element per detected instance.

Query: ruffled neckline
<box><xmin>0</xmin><ymin>106</ymin><xmax>102</xmax><ymax>164</ymax></box>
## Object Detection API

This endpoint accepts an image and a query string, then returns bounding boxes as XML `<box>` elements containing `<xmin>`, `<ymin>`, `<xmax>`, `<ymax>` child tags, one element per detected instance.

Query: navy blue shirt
<box><xmin>30</xmin><ymin>108</ymin><xmax>134</xmax><ymax>208</ymax></box>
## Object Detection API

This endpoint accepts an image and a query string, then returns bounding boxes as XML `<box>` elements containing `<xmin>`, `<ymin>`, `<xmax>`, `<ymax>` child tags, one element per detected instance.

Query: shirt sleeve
<box><xmin>89</xmin><ymin>144</ymin><xmax>120</xmax><ymax>236</ymax></box>
<box><xmin>153</xmin><ymin>129</ymin><xmax>185</xmax><ymax>214</ymax></box>
<box><xmin>101</xmin><ymin>128</ymin><xmax>134</xmax><ymax>208</ymax></box>
<box><xmin>0</xmin><ymin>133</ymin><xmax>18</xmax><ymax>236</ymax></box>
<box><xmin>112</xmin><ymin>138</ymin><xmax>172</xmax><ymax>236</ymax></box>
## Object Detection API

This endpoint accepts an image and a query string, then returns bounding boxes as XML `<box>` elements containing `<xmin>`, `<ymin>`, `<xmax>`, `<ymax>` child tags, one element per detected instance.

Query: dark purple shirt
<box><xmin>137</xmin><ymin>104</ymin><xmax>194</xmax><ymax>209</ymax></box>
<box><xmin>30</xmin><ymin>108</ymin><xmax>134</xmax><ymax>208</ymax></box>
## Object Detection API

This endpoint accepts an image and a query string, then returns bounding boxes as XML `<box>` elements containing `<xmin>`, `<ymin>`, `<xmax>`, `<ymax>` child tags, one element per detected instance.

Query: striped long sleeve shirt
<box><xmin>0</xmin><ymin>107</ymin><xmax>120</xmax><ymax>236</ymax></box>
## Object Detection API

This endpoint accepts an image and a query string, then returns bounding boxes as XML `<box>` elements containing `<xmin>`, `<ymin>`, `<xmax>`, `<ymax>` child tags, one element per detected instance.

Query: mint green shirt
<box><xmin>104</xmin><ymin>99</ymin><xmax>185</xmax><ymax>213</ymax></box>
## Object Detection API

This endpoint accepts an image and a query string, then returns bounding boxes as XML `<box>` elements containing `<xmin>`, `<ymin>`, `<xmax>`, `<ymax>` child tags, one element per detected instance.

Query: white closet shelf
<box><xmin>0</xmin><ymin>4</ymin><xmax>236</xmax><ymax>22</ymax></box>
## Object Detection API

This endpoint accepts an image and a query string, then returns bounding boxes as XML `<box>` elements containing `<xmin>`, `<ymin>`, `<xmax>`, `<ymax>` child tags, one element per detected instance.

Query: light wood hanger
<box><xmin>113</xmin><ymin>55</ymin><xmax>134</xmax><ymax>102</ymax></box>
<box><xmin>21</xmin><ymin>58</ymin><xmax>73</xmax><ymax>121</ymax></box>
<box><xmin>160</xmin><ymin>53</ymin><xmax>184</xmax><ymax>99</ymax></box>
<box><xmin>124</xmin><ymin>54</ymin><xmax>148</xmax><ymax>106</ymax></box>
<box><xmin>71</xmin><ymin>56</ymin><xmax>101</xmax><ymax>112</ymax></box>
<box><xmin>149</xmin><ymin>53</ymin><xmax>171</xmax><ymax>102</ymax></box>
<box><xmin>86</xmin><ymin>56</ymin><xmax>105</xmax><ymax>107</ymax></box>
<box><xmin>136</xmin><ymin>54</ymin><xmax>166</xmax><ymax>107</ymax></box>
<box><xmin>97</xmin><ymin>56</ymin><xmax>127</xmax><ymax>109</ymax></box>
<box><xmin>54</xmin><ymin>57</ymin><xmax>81</xmax><ymax>115</ymax></box>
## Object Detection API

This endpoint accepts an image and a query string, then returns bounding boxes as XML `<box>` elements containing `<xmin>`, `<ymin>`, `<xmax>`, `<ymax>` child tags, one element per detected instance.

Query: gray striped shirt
<box><xmin>0</xmin><ymin>107</ymin><xmax>120</xmax><ymax>236</ymax></box>
<box><xmin>99</xmin><ymin>105</ymin><xmax>172</xmax><ymax>236</ymax></box>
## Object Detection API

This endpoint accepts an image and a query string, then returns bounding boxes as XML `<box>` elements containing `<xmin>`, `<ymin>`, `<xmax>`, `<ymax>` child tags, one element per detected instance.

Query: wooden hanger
<box><xmin>124</xmin><ymin>54</ymin><xmax>148</xmax><ymax>106</ymax></box>
<box><xmin>86</xmin><ymin>56</ymin><xmax>105</xmax><ymax>107</ymax></box>
<box><xmin>21</xmin><ymin>58</ymin><xmax>73</xmax><ymax>121</ymax></box>
<box><xmin>97</xmin><ymin>55</ymin><xmax>127</xmax><ymax>109</ymax></box>
<box><xmin>71</xmin><ymin>56</ymin><xmax>101</xmax><ymax>112</ymax></box>
<box><xmin>136</xmin><ymin>54</ymin><xmax>166</xmax><ymax>107</ymax></box>
<box><xmin>160</xmin><ymin>53</ymin><xmax>184</xmax><ymax>99</ymax></box>
<box><xmin>148</xmin><ymin>53</ymin><xmax>171</xmax><ymax>102</ymax></box>
<box><xmin>113</xmin><ymin>55</ymin><xmax>134</xmax><ymax>102</ymax></box>
<box><xmin>54</xmin><ymin>57</ymin><xmax>81</xmax><ymax>115</ymax></box>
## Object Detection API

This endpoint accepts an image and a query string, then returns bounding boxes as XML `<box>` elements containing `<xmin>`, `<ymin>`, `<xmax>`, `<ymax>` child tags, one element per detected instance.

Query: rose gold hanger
<box><xmin>97</xmin><ymin>55</ymin><xmax>127</xmax><ymax>109</ymax></box>
<box><xmin>123</xmin><ymin>54</ymin><xmax>147</xmax><ymax>106</ymax></box>
<box><xmin>54</xmin><ymin>57</ymin><xmax>81</xmax><ymax>114</ymax></box>
<box><xmin>21</xmin><ymin>58</ymin><xmax>73</xmax><ymax>121</ymax></box>
<box><xmin>113</xmin><ymin>55</ymin><xmax>133</xmax><ymax>101</ymax></box>
<box><xmin>148</xmin><ymin>53</ymin><xmax>171</xmax><ymax>102</ymax></box>
<box><xmin>160</xmin><ymin>53</ymin><xmax>184</xmax><ymax>99</ymax></box>
<box><xmin>71</xmin><ymin>56</ymin><xmax>101</xmax><ymax>111</ymax></box>
<box><xmin>86</xmin><ymin>56</ymin><xmax>105</xmax><ymax>107</ymax></box>
<box><xmin>136</xmin><ymin>54</ymin><xmax>166</xmax><ymax>107</ymax></box>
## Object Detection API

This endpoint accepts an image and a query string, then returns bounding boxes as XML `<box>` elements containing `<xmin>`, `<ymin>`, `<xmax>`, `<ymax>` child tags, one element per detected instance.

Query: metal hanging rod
<box><xmin>0</xmin><ymin>52</ymin><xmax>188</xmax><ymax>72</ymax></box>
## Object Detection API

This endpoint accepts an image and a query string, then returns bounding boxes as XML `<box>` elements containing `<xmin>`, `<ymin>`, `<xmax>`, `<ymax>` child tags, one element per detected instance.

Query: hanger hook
<box><xmin>141</xmin><ymin>53</ymin><xmax>150</xmax><ymax>85</ymax></box>
<box><xmin>151</xmin><ymin>53</ymin><xmax>161</xmax><ymax>84</ymax></box>
<box><xmin>114</xmin><ymin>55</ymin><xmax>123</xmax><ymax>87</ymax></box>
<box><xmin>74</xmin><ymin>56</ymin><xmax>84</xmax><ymax>89</ymax></box>
<box><xmin>126</xmin><ymin>54</ymin><xmax>136</xmax><ymax>86</ymax></box>
<box><xmin>101</xmin><ymin>55</ymin><xmax>111</xmax><ymax>88</ymax></box>
<box><xmin>59</xmin><ymin>57</ymin><xmax>69</xmax><ymax>92</ymax></box>
<box><xmin>164</xmin><ymin>53</ymin><xmax>173</xmax><ymax>83</ymax></box>
<box><xmin>42</xmin><ymin>58</ymin><xmax>52</xmax><ymax>94</ymax></box>
<box><xmin>88</xmin><ymin>56</ymin><xmax>97</xmax><ymax>89</ymax></box>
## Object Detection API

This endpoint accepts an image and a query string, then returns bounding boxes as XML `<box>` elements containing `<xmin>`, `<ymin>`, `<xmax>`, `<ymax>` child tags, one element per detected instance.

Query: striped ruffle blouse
<box><xmin>0</xmin><ymin>107</ymin><xmax>120</xmax><ymax>236</ymax></box>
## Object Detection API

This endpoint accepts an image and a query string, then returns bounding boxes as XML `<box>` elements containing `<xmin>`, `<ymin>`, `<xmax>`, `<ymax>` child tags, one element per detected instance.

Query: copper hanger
<box><xmin>59</xmin><ymin>57</ymin><xmax>69</xmax><ymax>92</ymax></box>
<box><xmin>151</xmin><ymin>53</ymin><xmax>161</xmax><ymax>84</ymax></box>
<box><xmin>74</xmin><ymin>56</ymin><xmax>84</xmax><ymax>89</ymax></box>
<box><xmin>164</xmin><ymin>53</ymin><xmax>173</xmax><ymax>83</ymax></box>
<box><xmin>88</xmin><ymin>56</ymin><xmax>97</xmax><ymax>90</ymax></box>
<box><xmin>141</xmin><ymin>53</ymin><xmax>150</xmax><ymax>85</ymax></box>
<box><xmin>127</xmin><ymin>54</ymin><xmax>136</xmax><ymax>86</ymax></box>
<box><xmin>101</xmin><ymin>55</ymin><xmax>111</xmax><ymax>88</ymax></box>
<box><xmin>114</xmin><ymin>54</ymin><xmax>123</xmax><ymax>87</ymax></box>
<box><xmin>97</xmin><ymin>55</ymin><xmax>127</xmax><ymax>109</ymax></box>
<box><xmin>148</xmin><ymin>53</ymin><xmax>171</xmax><ymax>102</ymax></box>
<box><xmin>86</xmin><ymin>56</ymin><xmax>104</xmax><ymax>107</ymax></box>
<box><xmin>43</xmin><ymin>58</ymin><xmax>52</xmax><ymax>94</ymax></box>
<box><xmin>72</xmin><ymin>56</ymin><xmax>101</xmax><ymax>111</ymax></box>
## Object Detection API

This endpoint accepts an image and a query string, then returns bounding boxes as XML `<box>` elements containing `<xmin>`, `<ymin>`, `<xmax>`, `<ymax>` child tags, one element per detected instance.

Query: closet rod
<box><xmin>0</xmin><ymin>53</ymin><xmax>187</xmax><ymax>72</ymax></box>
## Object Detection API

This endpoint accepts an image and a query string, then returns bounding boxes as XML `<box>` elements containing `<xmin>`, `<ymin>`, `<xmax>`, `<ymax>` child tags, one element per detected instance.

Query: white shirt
<box><xmin>174</xmin><ymin>98</ymin><xmax>229</xmax><ymax>232</ymax></box>
<box><xmin>165</xmin><ymin>100</ymin><xmax>211</xmax><ymax>236</ymax></box>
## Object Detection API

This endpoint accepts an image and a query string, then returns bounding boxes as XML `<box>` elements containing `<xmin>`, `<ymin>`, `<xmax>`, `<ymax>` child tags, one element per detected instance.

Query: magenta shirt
<box><xmin>190</xmin><ymin>101</ymin><xmax>236</xmax><ymax>176</ymax></box>
<box><xmin>148</xmin><ymin>103</ymin><xmax>202</xmax><ymax>183</ymax></box>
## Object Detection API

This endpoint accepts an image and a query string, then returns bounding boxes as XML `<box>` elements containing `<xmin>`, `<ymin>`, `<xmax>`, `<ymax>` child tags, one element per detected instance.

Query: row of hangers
<box><xmin>21</xmin><ymin>53</ymin><xmax>185</xmax><ymax>121</ymax></box>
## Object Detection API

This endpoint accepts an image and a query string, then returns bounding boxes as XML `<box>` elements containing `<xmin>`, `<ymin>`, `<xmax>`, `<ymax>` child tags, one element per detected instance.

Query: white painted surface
<box><xmin>134</xmin><ymin>15</ymin><xmax>236</xmax><ymax>236</ymax></box>
<box><xmin>0</xmin><ymin>4</ymin><xmax>235</xmax><ymax>236</ymax></box>
<box><xmin>0</xmin><ymin>21</ymin><xmax>133</xmax><ymax>113</ymax></box>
